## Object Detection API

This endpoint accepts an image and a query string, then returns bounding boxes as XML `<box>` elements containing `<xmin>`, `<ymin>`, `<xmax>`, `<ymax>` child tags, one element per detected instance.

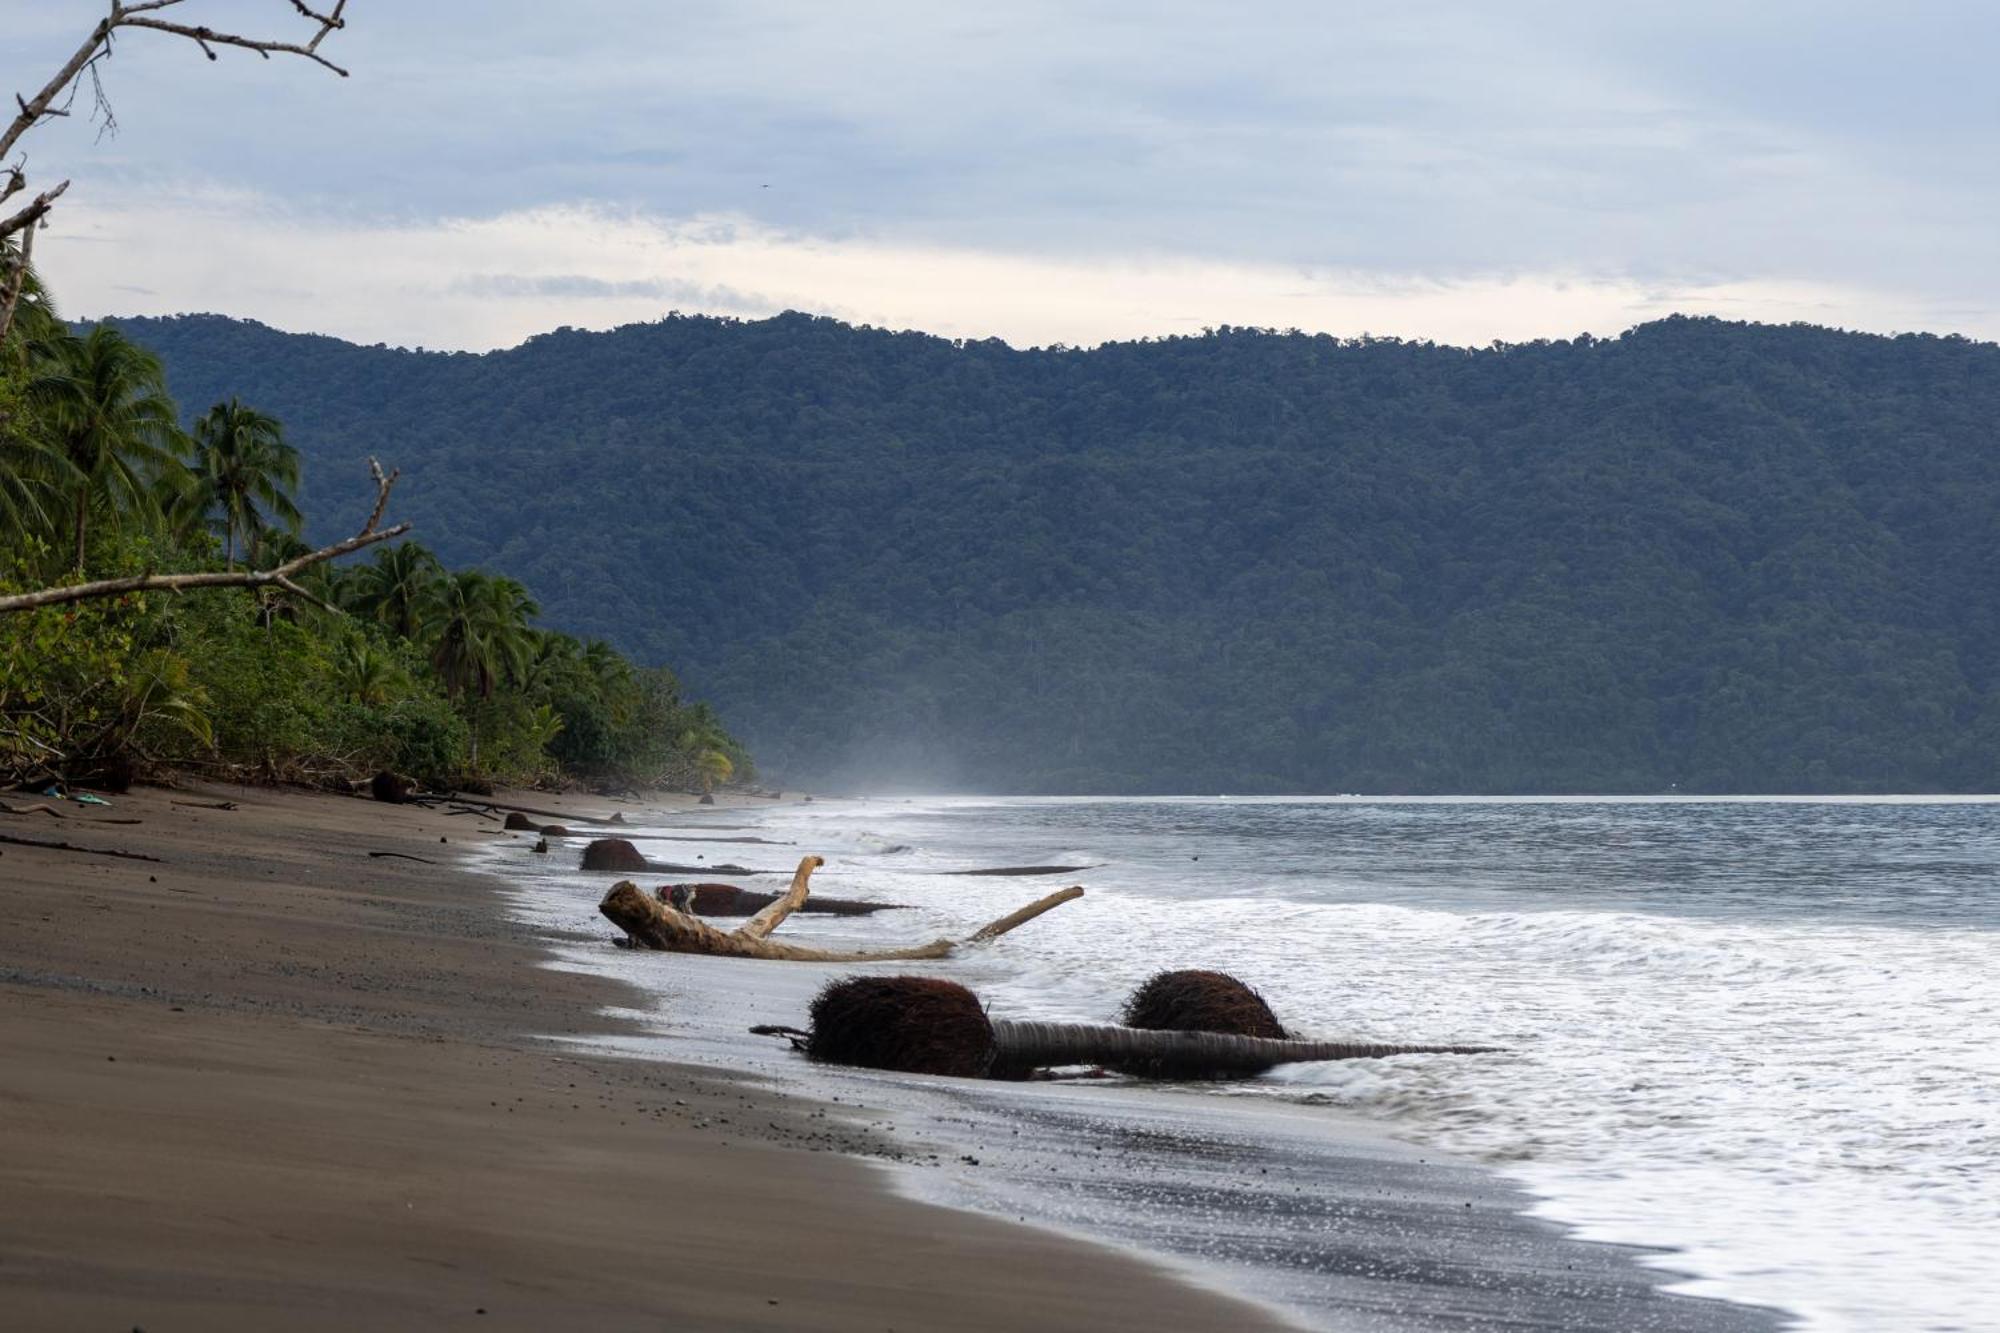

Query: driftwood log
<box><xmin>791</xmin><ymin>975</ymin><xmax>1497</xmax><ymax>1080</ymax></box>
<box><xmin>659</xmin><ymin>882</ymin><xmax>902</xmax><ymax>917</ymax></box>
<box><xmin>600</xmin><ymin>856</ymin><xmax>1082</xmax><ymax>962</ymax></box>
<box><xmin>581</xmin><ymin>837</ymin><xmax>768</xmax><ymax>875</ymax></box>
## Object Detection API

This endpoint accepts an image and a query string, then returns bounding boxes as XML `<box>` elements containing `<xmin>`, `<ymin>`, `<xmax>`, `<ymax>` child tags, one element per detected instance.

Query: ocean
<box><xmin>498</xmin><ymin>795</ymin><xmax>2000</xmax><ymax>1332</ymax></box>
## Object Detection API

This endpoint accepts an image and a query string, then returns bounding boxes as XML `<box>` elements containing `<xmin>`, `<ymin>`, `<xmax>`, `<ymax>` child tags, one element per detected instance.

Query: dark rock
<box><xmin>503</xmin><ymin>811</ymin><xmax>539</xmax><ymax>831</ymax></box>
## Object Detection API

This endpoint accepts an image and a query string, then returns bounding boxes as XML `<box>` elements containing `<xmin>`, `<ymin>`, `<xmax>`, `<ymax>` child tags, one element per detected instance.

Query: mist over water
<box><xmin>747</xmin><ymin>796</ymin><xmax>2000</xmax><ymax>1333</ymax></box>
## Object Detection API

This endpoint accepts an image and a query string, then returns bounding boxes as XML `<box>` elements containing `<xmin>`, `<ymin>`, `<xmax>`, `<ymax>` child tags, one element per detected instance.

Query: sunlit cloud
<box><xmin>45</xmin><ymin>190</ymin><xmax>1948</xmax><ymax>353</ymax></box>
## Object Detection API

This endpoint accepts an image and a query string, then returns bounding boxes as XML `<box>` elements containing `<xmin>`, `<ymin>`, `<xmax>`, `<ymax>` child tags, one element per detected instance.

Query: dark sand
<box><xmin>0</xmin><ymin>784</ymin><xmax>1285</xmax><ymax>1331</ymax></box>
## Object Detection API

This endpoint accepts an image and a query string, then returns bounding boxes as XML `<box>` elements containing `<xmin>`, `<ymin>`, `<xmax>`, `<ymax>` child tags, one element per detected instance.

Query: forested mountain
<box><xmin>100</xmin><ymin>310</ymin><xmax>2000</xmax><ymax>793</ymax></box>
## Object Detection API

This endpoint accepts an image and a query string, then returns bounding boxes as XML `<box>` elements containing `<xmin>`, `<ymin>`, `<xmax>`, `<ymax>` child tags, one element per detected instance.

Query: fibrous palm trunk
<box><xmin>986</xmin><ymin>1020</ymin><xmax>1495</xmax><ymax>1080</ymax></box>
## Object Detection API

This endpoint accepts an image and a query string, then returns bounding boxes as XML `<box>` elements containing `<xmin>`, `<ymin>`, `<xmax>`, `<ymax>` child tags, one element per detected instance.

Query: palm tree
<box><xmin>341</xmin><ymin>541</ymin><xmax>444</xmax><ymax>641</ymax></box>
<box><xmin>25</xmin><ymin>325</ymin><xmax>184</xmax><ymax>572</ymax></box>
<box><xmin>426</xmin><ymin>569</ymin><xmax>538</xmax><ymax>701</ymax></box>
<box><xmin>183</xmin><ymin>397</ymin><xmax>302</xmax><ymax>567</ymax></box>
<box><xmin>331</xmin><ymin>636</ymin><xmax>407</xmax><ymax>706</ymax></box>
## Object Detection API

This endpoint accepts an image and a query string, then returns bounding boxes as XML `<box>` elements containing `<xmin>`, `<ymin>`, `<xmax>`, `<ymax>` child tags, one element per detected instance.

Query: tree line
<box><xmin>1</xmin><ymin>254</ymin><xmax>747</xmax><ymax>794</ymax></box>
<box><xmin>100</xmin><ymin>308</ymin><xmax>2000</xmax><ymax>794</ymax></box>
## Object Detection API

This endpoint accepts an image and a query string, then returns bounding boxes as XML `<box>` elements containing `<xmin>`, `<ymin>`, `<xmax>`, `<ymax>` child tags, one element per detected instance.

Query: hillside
<box><xmin>101</xmin><ymin>310</ymin><xmax>2000</xmax><ymax>793</ymax></box>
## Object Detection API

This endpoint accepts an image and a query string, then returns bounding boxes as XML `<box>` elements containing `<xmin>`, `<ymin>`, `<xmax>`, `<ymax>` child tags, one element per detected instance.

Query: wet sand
<box><xmin>0</xmin><ymin>783</ymin><xmax>1285</xmax><ymax>1331</ymax></box>
<box><xmin>2</xmin><ymin>782</ymin><xmax>1795</xmax><ymax>1331</ymax></box>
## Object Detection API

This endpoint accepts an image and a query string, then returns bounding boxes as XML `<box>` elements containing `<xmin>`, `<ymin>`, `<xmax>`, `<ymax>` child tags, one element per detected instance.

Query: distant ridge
<box><xmin>98</xmin><ymin>309</ymin><xmax>2000</xmax><ymax>793</ymax></box>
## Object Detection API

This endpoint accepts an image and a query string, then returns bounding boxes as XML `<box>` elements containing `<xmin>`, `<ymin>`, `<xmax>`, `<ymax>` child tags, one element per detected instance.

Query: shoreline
<box><xmin>0</xmin><ymin>782</ymin><xmax>1287</xmax><ymax>1332</ymax></box>
<box><xmin>487</xmin><ymin>796</ymin><xmax>1798</xmax><ymax>1332</ymax></box>
<box><xmin>1</xmin><ymin>781</ymin><xmax>1799</xmax><ymax>1331</ymax></box>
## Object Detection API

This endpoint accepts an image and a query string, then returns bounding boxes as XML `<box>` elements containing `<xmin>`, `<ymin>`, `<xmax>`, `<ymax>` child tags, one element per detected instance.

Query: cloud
<box><xmin>446</xmin><ymin>272</ymin><xmax>780</xmax><ymax>312</ymax></box>
<box><xmin>14</xmin><ymin>4</ymin><xmax>2000</xmax><ymax>345</ymax></box>
<box><xmin>44</xmin><ymin>189</ymin><xmax>1960</xmax><ymax>353</ymax></box>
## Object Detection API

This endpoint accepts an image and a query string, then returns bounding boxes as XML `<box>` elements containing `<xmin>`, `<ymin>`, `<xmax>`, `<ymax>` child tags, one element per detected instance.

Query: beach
<box><xmin>3</xmin><ymin>785</ymin><xmax>1797</xmax><ymax>1331</ymax></box>
<box><xmin>0</xmin><ymin>784</ymin><xmax>1282</xmax><ymax>1332</ymax></box>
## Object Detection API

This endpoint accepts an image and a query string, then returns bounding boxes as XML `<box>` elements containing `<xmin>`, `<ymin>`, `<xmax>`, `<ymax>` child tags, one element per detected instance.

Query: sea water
<box><xmin>736</xmin><ymin>796</ymin><xmax>1999</xmax><ymax>1333</ymax></box>
<box><xmin>501</xmin><ymin>796</ymin><xmax>1999</xmax><ymax>1332</ymax></box>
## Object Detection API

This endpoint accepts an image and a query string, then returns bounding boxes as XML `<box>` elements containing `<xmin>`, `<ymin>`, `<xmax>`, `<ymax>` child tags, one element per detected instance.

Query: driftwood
<box><xmin>579</xmin><ymin>837</ymin><xmax>770</xmax><ymax>876</ymax></box>
<box><xmin>170</xmin><ymin>799</ymin><xmax>238</xmax><ymax>811</ymax></box>
<box><xmin>789</xmin><ymin>974</ymin><xmax>1497</xmax><ymax>1080</ymax></box>
<box><xmin>0</xmin><ymin>831</ymin><xmax>161</xmax><ymax>862</ymax></box>
<box><xmin>600</xmin><ymin>855</ymin><xmax>1082</xmax><ymax>962</ymax></box>
<box><xmin>658</xmin><ymin>882</ymin><xmax>903</xmax><ymax>918</ymax></box>
<box><xmin>0</xmin><ymin>800</ymin><xmax>65</xmax><ymax>818</ymax></box>
<box><xmin>366</xmin><ymin>850</ymin><xmax>437</xmax><ymax>864</ymax></box>
<box><xmin>464</xmin><ymin>798</ymin><xmax>626</xmax><ymax>828</ymax></box>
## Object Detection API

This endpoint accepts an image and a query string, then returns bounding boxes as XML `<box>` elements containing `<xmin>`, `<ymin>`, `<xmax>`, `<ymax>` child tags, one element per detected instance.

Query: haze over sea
<box><xmin>651</xmin><ymin>795</ymin><xmax>1998</xmax><ymax>1333</ymax></box>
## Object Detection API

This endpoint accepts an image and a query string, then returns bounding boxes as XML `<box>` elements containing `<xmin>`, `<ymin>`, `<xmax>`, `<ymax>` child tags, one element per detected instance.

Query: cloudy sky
<box><xmin>9</xmin><ymin>1</ymin><xmax>1999</xmax><ymax>349</ymax></box>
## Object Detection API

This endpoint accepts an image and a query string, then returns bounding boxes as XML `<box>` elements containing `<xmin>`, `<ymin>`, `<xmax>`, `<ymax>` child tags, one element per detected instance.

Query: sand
<box><xmin>0</xmin><ymin>783</ymin><xmax>1287</xmax><ymax>1332</ymax></box>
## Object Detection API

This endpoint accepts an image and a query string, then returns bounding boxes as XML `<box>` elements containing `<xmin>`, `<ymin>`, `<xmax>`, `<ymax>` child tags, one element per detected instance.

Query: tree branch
<box><xmin>0</xmin><ymin>459</ymin><xmax>408</xmax><ymax>614</ymax></box>
<box><xmin>0</xmin><ymin>2</ymin><xmax>348</xmax><ymax>256</ymax></box>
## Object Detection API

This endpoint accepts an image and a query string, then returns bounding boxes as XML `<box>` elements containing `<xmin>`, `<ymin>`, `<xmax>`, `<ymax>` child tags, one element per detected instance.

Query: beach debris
<box><xmin>943</xmin><ymin>864</ymin><xmax>1101</xmax><ymax>877</ymax></box>
<box><xmin>0</xmin><ymin>800</ymin><xmax>65</xmax><ymax>818</ymax></box>
<box><xmin>369</xmin><ymin>770</ymin><xmax>415</xmax><ymax>804</ymax></box>
<box><xmin>366</xmin><ymin>850</ymin><xmax>438</xmax><ymax>864</ymax></box>
<box><xmin>541</xmin><ymin>824</ymin><xmax>570</xmax><ymax>837</ymax></box>
<box><xmin>599</xmin><ymin>856</ymin><xmax>1081</xmax><ymax>963</ymax></box>
<box><xmin>777</xmin><ymin>974</ymin><xmax>1496</xmax><ymax>1081</ymax></box>
<box><xmin>532</xmin><ymin>838</ymin><xmax>549</xmax><ymax>854</ymax></box>
<box><xmin>698</xmin><ymin>793</ymin><xmax>716</xmax><ymax>805</ymax></box>
<box><xmin>1124</xmin><ymin>969</ymin><xmax>1288</xmax><ymax>1038</ymax></box>
<box><xmin>580</xmin><ymin>838</ymin><xmax>652</xmax><ymax>872</ymax></box>
<box><xmin>0</xmin><ymin>832</ymin><xmax>162</xmax><ymax>862</ymax></box>
<box><xmin>578</xmin><ymin>837</ymin><xmax>770</xmax><ymax>875</ymax></box>
<box><xmin>655</xmin><ymin>882</ymin><xmax>904</xmax><ymax>917</ymax></box>
<box><xmin>504</xmin><ymin>812</ymin><xmax>540</xmax><ymax>831</ymax></box>
<box><xmin>170</xmin><ymin>799</ymin><xmax>238</xmax><ymax>811</ymax></box>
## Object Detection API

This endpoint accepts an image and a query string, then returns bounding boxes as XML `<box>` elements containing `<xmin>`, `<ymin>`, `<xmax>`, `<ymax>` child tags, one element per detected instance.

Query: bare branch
<box><xmin>0</xmin><ymin>2</ymin><xmax>349</xmax><ymax>278</ymax></box>
<box><xmin>0</xmin><ymin>463</ymin><xmax>409</xmax><ymax>614</ymax></box>
<box><xmin>116</xmin><ymin>8</ymin><xmax>352</xmax><ymax>77</ymax></box>
<box><xmin>0</xmin><ymin>179</ymin><xmax>68</xmax><ymax>246</ymax></box>
<box><xmin>361</xmin><ymin>457</ymin><xmax>397</xmax><ymax>533</ymax></box>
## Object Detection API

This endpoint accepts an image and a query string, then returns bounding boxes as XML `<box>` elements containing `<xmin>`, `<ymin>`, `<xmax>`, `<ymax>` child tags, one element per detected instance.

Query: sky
<box><xmin>8</xmin><ymin>0</ymin><xmax>2000</xmax><ymax>351</ymax></box>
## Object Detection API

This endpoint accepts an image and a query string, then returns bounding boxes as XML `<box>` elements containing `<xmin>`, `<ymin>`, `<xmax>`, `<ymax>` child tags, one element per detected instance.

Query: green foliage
<box><xmin>2</xmin><ymin>314</ymin><xmax>745</xmax><ymax>792</ymax></box>
<box><xmin>99</xmin><ymin>309</ymin><xmax>2000</xmax><ymax>793</ymax></box>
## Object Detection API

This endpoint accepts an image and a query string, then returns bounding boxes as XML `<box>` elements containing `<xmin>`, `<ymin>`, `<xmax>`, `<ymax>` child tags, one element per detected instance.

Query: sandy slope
<box><xmin>0</xmin><ymin>783</ymin><xmax>1285</xmax><ymax>1332</ymax></box>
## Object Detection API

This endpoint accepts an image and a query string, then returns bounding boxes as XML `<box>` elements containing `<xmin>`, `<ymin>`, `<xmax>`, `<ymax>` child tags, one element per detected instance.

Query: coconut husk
<box><xmin>580</xmin><ymin>837</ymin><xmax>651</xmax><ymax>872</ymax></box>
<box><xmin>1121</xmin><ymin>969</ymin><xmax>1288</xmax><ymax>1038</ymax></box>
<box><xmin>805</xmin><ymin>976</ymin><xmax>996</xmax><ymax>1078</ymax></box>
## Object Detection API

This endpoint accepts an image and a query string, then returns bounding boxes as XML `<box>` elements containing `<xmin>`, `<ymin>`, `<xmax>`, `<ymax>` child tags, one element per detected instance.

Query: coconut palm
<box><xmin>182</xmin><ymin>397</ymin><xmax>302</xmax><ymax>567</ymax></box>
<box><xmin>341</xmin><ymin>541</ymin><xmax>444</xmax><ymax>641</ymax></box>
<box><xmin>426</xmin><ymin>569</ymin><xmax>538</xmax><ymax>701</ymax></box>
<box><xmin>331</xmin><ymin>636</ymin><xmax>407</xmax><ymax>706</ymax></box>
<box><xmin>25</xmin><ymin>325</ymin><xmax>184</xmax><ymax>572</ymax></box>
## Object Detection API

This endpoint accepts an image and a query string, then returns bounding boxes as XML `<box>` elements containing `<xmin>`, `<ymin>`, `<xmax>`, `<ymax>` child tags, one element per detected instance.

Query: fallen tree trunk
<box><xmin>600</xmin><ymin>856</ymin><xmax>1082</xmax><ymax>962</ymax></box>
<box><xmin>0</xmin><ymin>831</ymin><xmax>161</xmax><ymax>861</ymax></box>
<box><xmin>788</xmin><ymin>975</ymin><xmax>1498</xmax><ymax>1080</ymax></box>
<box><xmin>659</xmin><ymin>883</ymin><xmax>903</xmax><ymax>917</ymax></box>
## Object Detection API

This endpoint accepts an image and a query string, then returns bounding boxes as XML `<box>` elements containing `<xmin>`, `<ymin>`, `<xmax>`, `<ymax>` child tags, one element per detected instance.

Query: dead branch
<box><xmin>0</xmin><ymin>459</ymin><xmax>406</xmax><ymax>613</ymax></box>
<box><xmin>0</xmin><ymin>2</ymin><xmax>348</xmax><ymax>255</ymax></box>
<box><xmin>600</xmin><ymin>856</ymin><xmax>1084</xmax><ymax>963</ymax></box>
<box><xmin>0</xmin><ymin>831</ymin><xmax>161</xmax><ymax>861</ymax></box>
<box><xmin>0</xmin><ymin>800</ymin><xmax>66</xmax><ymax>818</ymax></box>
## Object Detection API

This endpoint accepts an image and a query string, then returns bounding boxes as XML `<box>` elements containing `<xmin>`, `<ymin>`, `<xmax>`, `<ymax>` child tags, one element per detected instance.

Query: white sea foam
<box><xmin>495</xmin><ymin>796</ymin><xmax>2000</xmax><ymax>1332</ymax></box>
<box><xmin>742</xmin><ymin>796</ymin><xmax>2000</xmax><ymax>1333</ymax></box>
